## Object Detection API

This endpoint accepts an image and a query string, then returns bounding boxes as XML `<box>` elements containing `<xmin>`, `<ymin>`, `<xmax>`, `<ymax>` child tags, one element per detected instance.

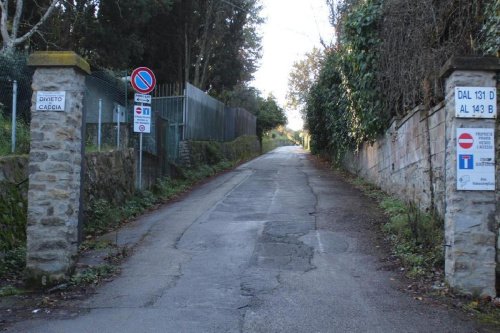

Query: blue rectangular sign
<box><xmin>458</xmin><ymin>154</ymin><xmax>474</xmax><ymax>170</ymax></box>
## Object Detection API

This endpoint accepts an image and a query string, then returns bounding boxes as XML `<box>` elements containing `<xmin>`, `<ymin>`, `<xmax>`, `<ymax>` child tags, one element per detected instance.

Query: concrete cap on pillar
<box><xmin>27</xmin><ymin>51</ymin><xmax>90</xmax><ymax>74</ymax></box>
<box><xmin>440</xmin><ymin>56</ymin><xmax>500</xmax><ymax>79</ymax></box>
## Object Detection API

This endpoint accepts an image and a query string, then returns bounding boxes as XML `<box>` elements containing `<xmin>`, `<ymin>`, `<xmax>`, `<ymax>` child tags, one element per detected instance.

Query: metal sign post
<box><xmin>11</xmin><ymin>80</ymin><xmax>17</xmax><ymax>153</ymax></box>
<box><xmin>131</xmin><ymin>67</ymin><xmax>156</xmax><ymax>190</ymax></box>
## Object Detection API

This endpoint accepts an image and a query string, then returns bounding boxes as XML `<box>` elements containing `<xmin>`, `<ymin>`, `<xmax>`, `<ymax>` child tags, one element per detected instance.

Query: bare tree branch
<box><xmin>1</xmin><ymin>0</ymin><xmax>60</xmax><ymax>52</ymax></box>
<box><xmin>14</xmin><ymin>0</ymin><xmax>60</xmax><ymax>45</ymax></box>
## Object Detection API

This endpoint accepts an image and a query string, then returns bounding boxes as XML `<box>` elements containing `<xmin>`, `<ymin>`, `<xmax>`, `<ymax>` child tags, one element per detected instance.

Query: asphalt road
<box><xmin>7</xmin><ymin>146</ymin><xmax>480</xmax><ymax>332</ymax></box>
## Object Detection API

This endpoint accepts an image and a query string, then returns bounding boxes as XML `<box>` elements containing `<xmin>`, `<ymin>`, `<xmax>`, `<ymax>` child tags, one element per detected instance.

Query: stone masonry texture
<box><xmin>26</xmin><ymin>66</ymin><xmax>86</xmax><ymax>286</ymax></box>
<box><xmin>343</xmin><ymin>60</ymin><xmax>499</xmax><ymax>296</ymax></box>
<box><xmin>443</xmin><ymin>70</ymin><xmax>497</xmax><ymax>296</ymax></box>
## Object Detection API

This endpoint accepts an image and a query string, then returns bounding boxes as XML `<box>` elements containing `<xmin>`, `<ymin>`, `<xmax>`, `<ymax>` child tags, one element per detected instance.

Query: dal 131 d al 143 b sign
<box><xmin>36</xmin><ymin>91</ymin><xmax>66</xmax><ymax>111</ymax></box>
<box><xmin>455</xmin><ymin>87</ymin><xmax>496</xmax><ymax>118</ymax></box>
<box><xmin>456</xmin><ymin>128</ymin><xmax>495</xmax><ymax>191</ymax></box>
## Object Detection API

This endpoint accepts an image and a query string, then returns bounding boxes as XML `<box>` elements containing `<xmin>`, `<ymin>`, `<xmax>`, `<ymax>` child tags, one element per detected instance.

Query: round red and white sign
<box><xmin>135</xmin><ymin>106</ymin><xmax>142</xmax><ymax>115</ymax></box>
<box><xmin>130</xmin><ymin>67</ymin><xmax>156</xmax><ymax>94</ymax></box>
<box><xmin>458</xmin><ymin>133</ymin><xmax>473</xmax><ymax>149</ymax></box>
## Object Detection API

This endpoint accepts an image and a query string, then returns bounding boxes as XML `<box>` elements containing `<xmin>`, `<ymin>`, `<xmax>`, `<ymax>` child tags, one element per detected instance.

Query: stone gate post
<box><xmin>440</xmin><ymin>56</ymin><xmax>499</xmax><ymax>296</ymax></box>
<box><xmin>25</xmin><ymin>51</ymin><xmax>89</xmax><ymax>286</ymax></box>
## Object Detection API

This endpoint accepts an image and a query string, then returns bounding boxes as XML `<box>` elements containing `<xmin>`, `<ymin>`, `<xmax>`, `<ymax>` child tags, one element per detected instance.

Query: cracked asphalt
<box><xmin>6</xmin><ymin>146</ymin><xmax>481</xmax><ymax>332</ymax></box>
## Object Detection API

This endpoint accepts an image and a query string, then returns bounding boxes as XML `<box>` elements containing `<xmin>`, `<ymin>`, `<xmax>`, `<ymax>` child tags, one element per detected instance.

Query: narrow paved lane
<box><xmin>10</xmin><ymin>147</ymin><xmax>479</xmax><ymax>332</ymax></box>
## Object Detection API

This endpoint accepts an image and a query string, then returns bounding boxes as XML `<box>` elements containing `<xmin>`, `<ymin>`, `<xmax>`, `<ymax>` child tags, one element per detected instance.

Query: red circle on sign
<box><xmin>130</xmin><ymin>67</ymin><xmax>156</xmax><ymax>94</ymax></box>
<box><xmin>135</xmin><ymin>106</ymin><xmax>142</xmax><ymax>115</ymax></box>
<box><xmin>458</xmin><ymin>133</ymin><xmax>473</xmax><ymax>149</ymax></box>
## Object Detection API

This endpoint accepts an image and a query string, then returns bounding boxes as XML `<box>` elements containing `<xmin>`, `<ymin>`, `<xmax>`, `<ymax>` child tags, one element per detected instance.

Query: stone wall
<box><xmin>179</xmin><ymin>135</ymin><xmax>260</xmax><ymax>168</ymax></box>
<box><xmin>0</xmin><ymin>149</ymin><xmax>136</xmax><ymax>249</ymax></box>
<box><xmin>0</xmin><ymin>155</ymin><xmax>28</xmax><ymax>183</ymax></box>
<box><xmin>342</xmin><ymin>62</ymin><xmax>499</xmax><ymax>296</ymax></box>
<box><xmin>343</xmin><ymin>103</ymin><xmax>447</xmax><ymax>216</ymax></box>
<box><xmin>0</xmin><ymin>150</ymin><xmax>135</xmax><ymax>208</ymax></box>
<box><xmin>84</xmin><ymin>148</ymin><xmax>136</xmax><ymax>205</ymax></box>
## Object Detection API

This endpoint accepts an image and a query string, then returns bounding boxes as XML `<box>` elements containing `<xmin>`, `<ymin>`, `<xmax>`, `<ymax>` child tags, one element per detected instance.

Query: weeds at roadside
<box><xmin>347</xmin><ymin>176</ymin><xmax>444</xmax><ymax>280</ymax></box>
<box><xmin>346</xmin><ymin>174</ymin><xmax>500</xmax><ymax>326</ymax></box>
<box><xmin>69</xmin><ymin>264</ymin><xmax>118</xmax><ymax>286</ymax></box>
<box><xmin>84</xmin><ymin>160</ymin><xmax>236</xmax><ymax>237</ymax></box>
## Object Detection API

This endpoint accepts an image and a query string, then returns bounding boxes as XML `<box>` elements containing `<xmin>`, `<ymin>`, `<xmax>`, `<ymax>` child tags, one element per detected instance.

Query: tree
<box><xmin>286</xmin><ymin>47</ymin><xmax>323</xmax><ymax>120</ymax></box>
<box><xmin>256</xmin><ymin>94</ymin><xmax>287</xmax><ymax>141</ymax></box>
<box><xmin>0</xmin><ymin>0</ymin><xmax>60</xmax><ymax>53</ymax></box>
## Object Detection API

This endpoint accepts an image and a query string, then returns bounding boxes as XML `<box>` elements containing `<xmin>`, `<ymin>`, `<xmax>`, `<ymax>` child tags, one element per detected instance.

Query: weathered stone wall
<box><xmin>179</xmin><ymin>135</ymin><xmax>260</xmax><ymax>168</ymax></box>
<box><xmin>343</xmin><ymin>103</ymin><xmax>447</xmax><ymax>216</ymax></box>
<box><xmin>0</xmin><ymin>149</ymin><xmax>136</xmax><ymax>253</ymax></box>
<box><xmin>0</xmin><ymin>155</ymin><xmax>28</xmax><ymax>183</ymax></box>
<box><xmin>0</xmin><ymin>150</ymin><xmax>136</xmax><ymax>216</ymax></box>
<box><xmin>442</xmin><ymin>68</ymin><xmax>497</xmax><ymax>296</ymax></box>
<box><xmin>26</xmin><ymin>64</ymin><xmax>87</xmax><ymax>284</ymax></box>
<box><xmin>84</xmin><ymin>148</ymin><xmax>136</xmax><ymax>205</ymax></box>
<box><xmin>343</xmin><ymin>58</ymin><xmax>499</xmax><ymax>296</ymax></box>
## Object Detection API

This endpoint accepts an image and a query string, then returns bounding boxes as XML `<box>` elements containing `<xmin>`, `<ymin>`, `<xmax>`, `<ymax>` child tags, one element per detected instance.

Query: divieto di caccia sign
<box><xmin>36</xmin><ymin>91</ymin><xmax>66</xmax><ymax>111</ymax></box>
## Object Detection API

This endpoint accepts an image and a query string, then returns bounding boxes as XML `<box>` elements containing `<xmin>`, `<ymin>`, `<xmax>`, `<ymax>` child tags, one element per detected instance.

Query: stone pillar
<box><xmin>26</xmin><ymin>51</ymin><xmax>90</xmax><ymax>287</ymax></box>
<box><xmin>440</xmin><ymin>56</ymin><xmax>499</xmax><ymax>296</ymax></box>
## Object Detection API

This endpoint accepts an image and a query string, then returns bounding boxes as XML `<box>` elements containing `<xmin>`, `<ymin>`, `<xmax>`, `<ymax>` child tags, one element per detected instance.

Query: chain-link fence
<box><xmin>0</xmin><ymin>52</ymin><xmax>33</xmax><ymax>155</ymax></box>
<box><xmin>84</xmin><ymin>71</ymin><xmax>130</xmax><ymax>152</ymax></box>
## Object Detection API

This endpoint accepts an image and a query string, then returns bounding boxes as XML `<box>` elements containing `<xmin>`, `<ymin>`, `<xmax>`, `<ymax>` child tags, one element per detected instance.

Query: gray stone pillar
<box><xmin>440</xmin><ymin>56</ymin><xmax>499</xmax><ymax>296</ymax></box>
<box><xmin>26</xmin><ymin>51</ymin><xmax>90</xmax><ymax>287</ymax></box>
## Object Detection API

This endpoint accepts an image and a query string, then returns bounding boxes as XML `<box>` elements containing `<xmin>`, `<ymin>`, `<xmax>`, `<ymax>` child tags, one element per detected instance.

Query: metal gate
<box><xmin>152</xmin><ymin>96</ymin><xmax>185</xmax><ymax>163</ymax></box>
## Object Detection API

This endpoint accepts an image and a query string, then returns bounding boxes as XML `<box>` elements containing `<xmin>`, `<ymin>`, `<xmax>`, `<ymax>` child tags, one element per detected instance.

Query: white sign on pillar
<box><xmin>455</xmin><ymin>87</ymin><xmax>497</xmax><ymax>118</ymax></box>
<box><xmin>456</xmin><ymin>128</ymin><xmax>495</xmax><ymax>191</ymax></box>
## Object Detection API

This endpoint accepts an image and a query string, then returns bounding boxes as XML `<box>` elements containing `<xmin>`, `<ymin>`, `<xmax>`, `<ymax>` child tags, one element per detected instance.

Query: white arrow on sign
<box><xmin>135</xmin><ymin>93</ymin><xmax>152</xmax><ymax>104</ymax></box>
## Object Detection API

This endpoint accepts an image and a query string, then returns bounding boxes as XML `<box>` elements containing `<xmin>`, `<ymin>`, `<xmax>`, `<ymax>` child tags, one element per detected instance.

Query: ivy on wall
<box><xmin>307</xmin><ymin>0</ymin><xmax>497</xmax><ymax>162</ymax></box>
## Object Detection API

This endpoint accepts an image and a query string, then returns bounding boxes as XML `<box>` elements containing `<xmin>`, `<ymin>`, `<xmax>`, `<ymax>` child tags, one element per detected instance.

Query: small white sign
<box><xmin>36</xmin><ymin>91</ymin><xmax>66</xmax><ymax>111</ymax></box>
<box><xmin>456</xmin><ymin>128</ymin><xmax>495</xmax><ymax>191</ymax></box>
<box><xmin>133</xmin><ymin>105</ymin><xmax>151</xmax><ymax>133</ymax></box>
<box><xmin>134</xmin><ymin>93</ymin><xmax>152</xmax><ymax>104</ymax></box>
<box><xmin>455</xmin><ymin>87</ymin><xmax>496</xmax><ymax>118</ymax></box>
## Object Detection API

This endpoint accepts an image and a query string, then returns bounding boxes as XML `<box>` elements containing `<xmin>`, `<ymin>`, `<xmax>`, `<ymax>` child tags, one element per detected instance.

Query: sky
<box><xmin>252</xmin><ymin>0</ymin><xmax>335</xmax><ymax>131</ymax></box>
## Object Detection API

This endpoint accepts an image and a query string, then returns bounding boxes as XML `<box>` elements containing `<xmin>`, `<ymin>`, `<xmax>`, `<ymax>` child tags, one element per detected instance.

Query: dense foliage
<box><xmin>0</xmin><ymin>52</ymin><xmax>32</xmax><ymax>123</ymax></box>
<box><xmin>1</xmin><ymin>0</ymin><xmax>263</xmax><ymax>95</ymax></box>
<box><xmin>223</xmin><ymin>85</ymin><xmax>287</xmax><ymax>142</ymax></box>
<box><xmin>306</xmin><ymin>0</ymin><xmax>498</xmax><ymax>160</ymax></box>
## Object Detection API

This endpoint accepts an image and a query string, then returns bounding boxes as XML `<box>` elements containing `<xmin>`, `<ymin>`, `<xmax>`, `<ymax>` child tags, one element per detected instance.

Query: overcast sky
<box><xmin>251</xmin><ymin>0</ymin><xmax>334</xmax><ymax>130</ymax></box>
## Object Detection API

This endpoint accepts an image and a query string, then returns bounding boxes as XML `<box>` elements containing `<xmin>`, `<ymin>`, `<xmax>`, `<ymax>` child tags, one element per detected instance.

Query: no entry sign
<box><xmin>131</xmin><ymin>67</ymin><xmax>156</xmax><ymax>94</ymax></box>
<box><xmin>456</xmin><ymin>128</ymin><xmax>495</xmax><ymax>191</ymax></box>
<box><xmin>458</xmin><ymin>132</ymin><xmax>473</xmax><ymax>149</ymax></box>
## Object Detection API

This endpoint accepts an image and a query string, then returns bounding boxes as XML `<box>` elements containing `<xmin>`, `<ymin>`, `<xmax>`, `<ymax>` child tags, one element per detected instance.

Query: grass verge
<box><xmin>84</xmin><ymin>160</ymin><xmax>236</xmax><ymax>236</ymax></box>
<box><xmin>348</xmin><ymin>174</ymin><xmax>500</xmax><ymax>325</ymax></box>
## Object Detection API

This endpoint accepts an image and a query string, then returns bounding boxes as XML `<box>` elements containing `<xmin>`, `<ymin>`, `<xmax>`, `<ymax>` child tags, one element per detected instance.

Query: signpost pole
<box><xmin>139</xmin><ymin>131</ymin><xmax>143</xmax><ymax>190</ymax></box>
<box><xmin>117</xmin><ymin>106</ymin><xmax>120</xmax><ymax>150</ymax></box>
<box><xmin>98</xmin><ymin>98</ymin><xmax>102</xmax><ymax>152</ymax></box>
<box><xmin>130</xmin><ymin>66</ymin><xmax>156</xmax><ymax>191</ymax></box>
<box><xmin>11</xmin><ymin>80</ymin><xmax>17</xmax><ymax>153</ymax></box>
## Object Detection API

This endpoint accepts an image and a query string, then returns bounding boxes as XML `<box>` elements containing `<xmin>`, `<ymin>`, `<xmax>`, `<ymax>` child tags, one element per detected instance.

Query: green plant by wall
<box><xmin>0</xmin><ymin>112</ymin><xmax>30</xmax><ymax>156</ymax></box>
<box><xmin>0</xmin><ymin>181</ymin><xmax>27</xmax><ymax>251</ymax></box>
<box><xmin>479</xmin><ymin>0</ymin><xmax>500</xmax><ymax>56</ymax></box>
<box><xmin>0</xmin><ymin>246</ymin><xmax>25</xmax><ymax>281</ymax></box>
<box><xmin>84</xmin><ymin>160</ymin><xmax>237</xmax><ymax>238</ymax></box>
<box><xmin>305</xmin><ymin>0</ymin><xmax>384</xmax><ymax>162</ymax></box>
<box><xmin>349</xmin><ymin>176</ymin><xmax>444</xmax><ymax>279</ymax></box>
<box><xmin>380</xmin><ymin>197</ymin><xmax>444</xmax><ymax>278</ymax></box>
